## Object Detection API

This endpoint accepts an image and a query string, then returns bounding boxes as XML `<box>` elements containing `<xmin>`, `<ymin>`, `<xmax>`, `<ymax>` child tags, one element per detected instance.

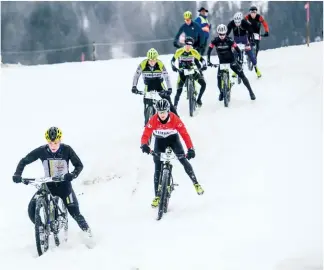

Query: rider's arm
<box><xmin>207</xmin><ymin>38</ymin><xmax>216</xmax><ymax>62</ymax></box>
<box><xmin>174</xmin><ymin>115</ymin><xmax>194</xmax><ymax>149</ymax></box>
<box><xmin>132</xmin><ymin>62</ymin><xmax>143</xmax><ymax>87</ymax></box>
<box><xmin>158</xmin><ymin>61</ymin><xmax>172</xmax><ymax>89</ymax></box>
<box><xmin>228</xmin><ymin>38</ymin><xmax>241</xmax><ymax>54</ymax></box>
<box><xmin>259</xmin><ymin>15</ymin><xmax>269</xmax><ymax>32</ymax></box>
<box><xmin>68</xmin><ymin>146</ymin><xmax>83</xmax><ymax>178</ymax></box>
<box><xmin>141</xmin><ymin>116</ymin><xmax>156</xmax><ymax>145</ymax></box>
<box><xmin>174</xmin><ymin>24</ymin><xmax>184</xmax><ymax>43</ymax></box>
<box><xmin>226</xmin><ymin>21</ymin><xmax>233</xmax><ymax>36</ymax></box>
<box><xmin>242</xmin><ymin>19</ymin><xmax>254</xmax><ymax>35</ymax></box>
<box><xmin>171</xmin><ymin>49</ymin><xmax>182</xmax><ymax>69</ymax></box>
<box><xmin>14</xmin><ymin>147</ymin><xmax>42</xmax><ymax>176</ymax></box>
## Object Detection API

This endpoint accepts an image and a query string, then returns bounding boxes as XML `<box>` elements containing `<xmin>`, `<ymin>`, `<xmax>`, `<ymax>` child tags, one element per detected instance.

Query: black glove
<box><xmin>64</xmin><ymin>172</ymin><xmax>75</xmax><ymax>182</ymax></box>
<box><xmin>207</xmin><ymin>61</ymin><xmax>213</xmax><ymax>67</ymax></box>
<box><xmin>160</xmin><ymin>89</ymin><xmax>172</xmax><ymax>97</ymax></box>
<box><xmin>201</xmin><ymin>65</ymin><xmax>207</xmax><ymax>71</ymax></box>
<box><xmin>263</xmin><ymin>32</ymin><xmax>269</xmax><ymax>37</ymax></box>
<box><xmin>186</xmin><ymin>148</ymin><xmax>196</xmax><ymax>160</ymax></box>
<box><xmin>12</xmin><ymin>175</ymin><xmax>22</xmax><ymax>183</ymax></box>
<box><xmin>171</xmin><ymin>65</ymin><xmax>178</xmax><ymax>72</ymax></box>
<box><xmin>132</xmin><ymin>86</ymin><xmax>139</xmax><ymax>94</ymax></box>
<box><xmin>141</xmin><ymin>144</ymin><xmax>151</xmax><ymax>154</ymax></box>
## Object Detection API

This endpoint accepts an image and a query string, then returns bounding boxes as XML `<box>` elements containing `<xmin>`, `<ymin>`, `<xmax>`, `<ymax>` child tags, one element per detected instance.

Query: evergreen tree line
<box><xmin>1</xmin><ymin>1</ymin><xmax>323</xmax><ymax>65</ymax></box>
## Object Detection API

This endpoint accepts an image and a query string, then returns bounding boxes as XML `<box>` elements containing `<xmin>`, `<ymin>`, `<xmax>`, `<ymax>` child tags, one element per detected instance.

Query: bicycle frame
<box><xmin>212</xmin><ymin>63</ymin><xmax>233</xmax><ymax>107</ymax></box>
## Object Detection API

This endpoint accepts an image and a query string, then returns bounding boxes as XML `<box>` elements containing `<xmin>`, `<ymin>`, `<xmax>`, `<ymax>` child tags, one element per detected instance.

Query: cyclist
<box><xmin>207</xmin><ymin>24</ymin><xmax>256</xmax><ymax>101</ymax></box>
<box><xmin>171</xmin><ymin>36</ymin><xmax>207</xmax><ymax>108</ymax></box>
<box><xmin>140</xmin><ymin>99</ymin><xmax>204</xmax><ymax>208</ymax></box>
<box><xmin>132</xmin><ymin>48</ymin><xmax>178</xmax><ymax>125</ymax></box>
<box><xmin>12</xmin><ymin>127</ymin><xmax>93</xmax><ymax>244</ymax></box>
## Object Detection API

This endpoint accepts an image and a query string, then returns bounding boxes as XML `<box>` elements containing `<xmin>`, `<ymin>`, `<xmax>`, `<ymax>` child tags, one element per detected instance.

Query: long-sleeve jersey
<box><xmin>226</xmin><ymin>19</ymin><xmax>254</xmax><ymax>37</ymax></box>
<box><xmin>174</xmin><ymin>21</ymin><xmax>205</xmax><ymax>48</ymax></box>
<box><xmin>132</xmin><ymin>59</ymin><xmax>172</xmax><ymax>90</ymax></box>
<box><xmin>14</xmin><ymin>144</ymin><xmax>83</xmax><ymax>178</ymax></box>
<box><xmin>244</xmin><ymin>14</ymin><xmax>269</xmax><ymax>34</ymax></box>
<box><xmin>171</xmin><ymin>47</ymin><xmax>206</xmax><ymax>70</ymax></box>
<box><xmin>141</xmin><ymin>112</ymin><xmax>193</xmax><ymax>149</ymax></box>
<box><xmin>207</xmin><ymin>36</ymin><xmax>241</xmax><ymax>64</ymax></box>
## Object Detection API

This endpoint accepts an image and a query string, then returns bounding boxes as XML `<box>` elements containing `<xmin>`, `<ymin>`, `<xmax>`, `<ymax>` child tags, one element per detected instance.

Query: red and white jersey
<box><xmin>141</xmin><ymin>112</ymin><xmax>193</xmax><ymax>149</ymax></box>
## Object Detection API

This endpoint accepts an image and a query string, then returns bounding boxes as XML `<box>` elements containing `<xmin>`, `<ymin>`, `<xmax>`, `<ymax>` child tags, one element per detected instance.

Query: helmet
<box><xmin>234</xmin><ymin>12</ymin><xmax>243</xmax><ymax>24</ymax></box>
<box><xmin>216</xmin><ymin>24</ymin><xmax>227</xmax><ymax>35</ymax></box>
<box><xmin>184</xmin><ymin>36</ymin><xmax>194</xmax><ymax>46</ymax></box>
<box><xmin>183</xmin><ymin>11</ymin><xmax>192</xmax><ymax>20</ymax></box>
<box><xmin>249</xmin><ymin>5</ymin><xmax>258</xmax><ymax>12</ymax></box>
<box><xmin>155</xmin><ymin>98</ymin><xmax>170</xmax><ymax>112</ymax></box>
<box><xmin>45</xmin><ymin>127</ymin><xmax>62</xmax><ymax>142</ymax></box>
<box><xmin>147</xmin><ymin>48</ymin><xmax>159</xmax><ymax>60</ymax></box>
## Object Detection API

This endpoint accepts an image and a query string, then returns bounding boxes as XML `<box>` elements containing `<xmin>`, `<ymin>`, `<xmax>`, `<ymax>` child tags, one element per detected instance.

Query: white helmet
<box><xmin>234</xmin><ymin>12</ymin><xmax>243</xmax><ymax>24</ymax></box>
<box><xmin>216</xmin><ymin>24</ymin><xmax>227</xmax><ymax>35</ymax></box>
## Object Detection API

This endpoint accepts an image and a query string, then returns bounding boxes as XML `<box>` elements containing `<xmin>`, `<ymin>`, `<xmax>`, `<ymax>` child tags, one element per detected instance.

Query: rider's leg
<box><xmin>174</xmin><ymin>73</ymin><xmax>186</xmax><ymax>107</ymax></box>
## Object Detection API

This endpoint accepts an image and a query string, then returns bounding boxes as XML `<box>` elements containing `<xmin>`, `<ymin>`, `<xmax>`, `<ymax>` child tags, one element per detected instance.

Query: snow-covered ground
<box><xmin>0</xmin><ymin>42</ymin><xmax>322</xmax><ymax>270</ymax></box>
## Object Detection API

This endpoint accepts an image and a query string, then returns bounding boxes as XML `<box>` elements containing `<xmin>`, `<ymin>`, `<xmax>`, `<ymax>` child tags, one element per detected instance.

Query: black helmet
<box><xmin>249</xmin><ymin>5</ymin><xmax>258</xmax><ymax>12</ymax></box>
<box><xmin>185</xmin><ymin>36</ymin><xmax>194</xmax><ymax>46</ymax></box>
<box><xmin>45</xmin><ymin>127</ymin><xmax>62</xmax><ymax>142</ymax></box>
<box><xmin>155</xmin><ymin>99</ymin><xmax>170</xmax><ymax>112</ymax></box>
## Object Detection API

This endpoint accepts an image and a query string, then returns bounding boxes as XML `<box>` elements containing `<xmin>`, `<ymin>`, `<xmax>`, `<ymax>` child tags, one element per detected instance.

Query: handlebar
<box><xmin>22</xmin><ymin>176</ymin><xmax>64</xmax><ymax>185</ymax></box>
<box><xmin>150</xmin><ymin>150</ymin><xmax>187</xmax><ymax>160</ymax></box>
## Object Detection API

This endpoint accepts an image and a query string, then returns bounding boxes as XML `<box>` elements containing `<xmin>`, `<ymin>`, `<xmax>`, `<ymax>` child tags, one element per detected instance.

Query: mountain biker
<box><xmin>171</xmin><ymin>36</ymin><xmax>207</xmax><ymax>108</ymax></box>
<box><xmin>173</xmin><ymin>11</ymin><xmax>205</xmax><ymax>52</ymax></box>
<box><xmin>227</xmin><ymin>12</ymin><xmax>262</xmax><ymax>78</ymax></box>
<box><xmin>244</xmin><ymin>5</ymin><xmax>269</xmax><ymax>59</ymax></box>
<box><xmin>207</xmin><ymin>24</ymin><xmax>256</xmax><ymax>101</ymax></box>
<box><xmin>194</xmin><ymin>7</ymin><xmax>212</xmax><ymax>55</ymax></box>
<box><xmin>132</xmin><ymin>48</ymin><xmax>178</xmax><ymax>125</ymax></box>
<box><xmin>140</xmin><ymin>98</ymin><xmax>204</xmax><ymax>207</ymax></box>
<box><xmin>12</xmin><ymin>127</ymin><xmax>93</xmax><ymax>241</ymax></box>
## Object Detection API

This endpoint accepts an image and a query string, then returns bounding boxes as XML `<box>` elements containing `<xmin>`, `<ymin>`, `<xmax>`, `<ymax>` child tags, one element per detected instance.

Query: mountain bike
<box><xmin>138</xmin><ymin>90</ymin><xmax>162</xmax><ymax>145</ymax></box>
<box><xmin>151</xmin><ymin>147</ymin><xmax>185</xmax><ymax>221</ymax></box>
<box><xmin>211</xmin><ymin>63</ymin><xmax>234</xmax><ymax>108</ymax></box>
<box><xmin>177</xmin><ymin>65</ymin><xmax>200</xmax><ymax>117</ymax></box>
<box><xmin>236</xmin><ymin>43</ymin><xmax>248</xmax><ymax>85</ymax></box>
<box><xmin>22</xmin><ymin>176</ymin><xmax>68</xmax><ymax>256</ymax></box>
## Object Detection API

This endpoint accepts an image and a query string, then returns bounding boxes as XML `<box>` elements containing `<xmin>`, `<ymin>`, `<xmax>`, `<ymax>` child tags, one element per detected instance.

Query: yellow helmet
<box><xmin>183</xmin><ymin>11</ymin><xmax>192</xmax><ymax>20</ymax></box>
<box><xmin>45</xmin><ymin>127</ymin><xmax>62</xmax><ymax>142</ymax></box>
<box><xmin>147</xmin><ymin>48</ymin><xmax>159</xmax><ymax>60</ymax></box>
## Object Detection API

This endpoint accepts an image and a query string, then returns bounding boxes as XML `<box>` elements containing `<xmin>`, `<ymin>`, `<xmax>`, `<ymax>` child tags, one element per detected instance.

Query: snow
<box><xmin>0</xmin><ymin>42</ymin><xmax>322</xmax><ymax>270</ymax></box>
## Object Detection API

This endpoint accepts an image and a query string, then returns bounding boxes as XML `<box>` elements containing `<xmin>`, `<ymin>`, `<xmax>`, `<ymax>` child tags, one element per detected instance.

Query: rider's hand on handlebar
<box><xmin>201</xmin><ymin>65</ymin><xmax>207</xmax><ymax>71</ymax></box>
<box><xmin>12</xmin><ymin>175</ymin><xmax>22</xmax><ymax>183</ymax></box>
<box><xmin>186</xmin><ymin>148</ymin><xmax>196</xmax><ymax>160</ymax></box>
<box><xmin>207</xmin><ymin>61</ymin><xmax>213</xmax><ymax>67</ymax></box>
<box><xmin>64</xmin><ymin>173</ymin><xmax>75</xmax><ymax>182</ymax></box>
<box><xmin>132</xmin><ymin>86</ymin><xmax>139</xmax><ymax>94</ymax></box>
<box><xmin>171</xmin><ymin>65</ymin><xmax>178</xmax><ymax>72</ymax></box>
<box><xmin>264</xmin><ymin>32</ymin><xmax>269</xmax><ymax>37</ymax></box>
<box><xmin>141</xmin><ymin>144</ymin><xmax>151</xmax><ymax>155</ymax></box>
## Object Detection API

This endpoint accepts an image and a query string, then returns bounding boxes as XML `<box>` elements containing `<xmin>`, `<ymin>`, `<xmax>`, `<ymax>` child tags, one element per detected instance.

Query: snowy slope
<box><xmin>0</xmin><ymin>42</ymin><xmax>322</xmax><ymax>270</ymax></box>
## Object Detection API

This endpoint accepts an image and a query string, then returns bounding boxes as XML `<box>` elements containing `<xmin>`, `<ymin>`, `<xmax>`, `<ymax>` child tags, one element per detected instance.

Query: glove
<box><xmin>64</xmin><ymin>172</ymin><xmax>75</xmax><ymax>182</ymax></box>
<box><xmin>160</xmin><ymin>89</ymin><xmax>172</xmax><ymax>97</ymax></box>
<box><xmin>171</xmin><ymin>65</ymin><xmax>178</xmax><ymax>72</ymax></box>
<box><xmin>12</xmin><ymin>175</ymin><xmax>22</xmax><ymax>183</ymax></box>
<box><xmin>132</xmin><ymin>86</ymin><xmax>139</xmax><ymax>94</ymax></box>
<box><xmin>207</xmin><ymin>61</ymin><xmax>213</xmax><ymax>67</ymax></box>
<box><xmin>186</xmin><ymin>148</ymin><xmax>196</xmax><ymax>160</ymax></box>
<box><xmin>264</xmin><ymin>32</ymin><xmax>269</xmax><ymax>37</ymax></box>
<box><xmin>201</xmin><ymin>65</ymin><xmax>207</xmax><ymax>71</ymax></box>
<box><xmin>141</xmin><ymin>144</ymin><xmax>151</xmax><ymax>154</ymax></box>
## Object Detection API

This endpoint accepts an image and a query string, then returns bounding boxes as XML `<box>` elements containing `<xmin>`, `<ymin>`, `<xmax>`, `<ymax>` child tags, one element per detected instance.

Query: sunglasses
<box><xmin>219</xmin><ymin>33</ymin><xmax>226</xmax><ymax>37</ymax></box>
<box><xmin>250</xmin><ymin>11</ymin><xmax>257</xmax><ymax>14</ymax></box>
<box><xmin>157</xmin><ymin>110</ymin><xmax>168</xmax><ymax>114</ymax></box>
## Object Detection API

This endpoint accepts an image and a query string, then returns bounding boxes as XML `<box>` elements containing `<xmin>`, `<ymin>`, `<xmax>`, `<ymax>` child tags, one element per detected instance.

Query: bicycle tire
<box><xmin>223</xmin><ymin>72</ymin><xmax>229</xmax><ymax>107</ymax></box>
<box><xmin>188</xmin><ymin>78</ymin><xmax>196</xmax><ymax>117</ymax></box>
<box><xmin>145</xmin><ymin>105</ymin><xmax>155</xmax><ymax>145</ymax></box>
<box><xmin>54</xmin><ymin>197</ymin><xmax>69</xmax><ymax>244</ymax></box>
<box><xmin>157</xmin><ymin>168</ymin><xmax>170</xmax><ymax>220</ymax></box>
<box><xmin>35</xmin><ymin>197</ymin><xmax>49</xmax><ymax>256</ymax></box>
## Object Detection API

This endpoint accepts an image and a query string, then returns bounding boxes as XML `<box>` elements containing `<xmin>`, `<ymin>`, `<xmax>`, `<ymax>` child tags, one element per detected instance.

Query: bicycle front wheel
<box><xmin>188</xmin><ymin>78</ymin><xmax>196</xmax><ymax>117</ymax></box>
<box><xmin>157</xmin><ymin>168</ymin><xmax>171</xmax><ymax>220</ymax></box>
<box><xmin>35</xmin><ymin>197</ymin><xmax>49</xmax><ymax>256</ymax></box>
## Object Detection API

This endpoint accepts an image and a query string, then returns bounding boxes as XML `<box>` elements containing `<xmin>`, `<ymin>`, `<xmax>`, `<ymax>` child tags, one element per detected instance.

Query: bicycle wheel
<box><xmin>188</xmin><ymin>78</ymin><xmax>196</xmax><ymax>117</ymax></box>
<box><xmin>145</xmin><ymin>105</ymin><xmax>155</xmax><ymax>145</ymax></box>
<box><xmin>223</xmin><ymin>73</ymin><xmax>230</xmax><ymax>108</ymax></box>
<box><xmin>35</xmin><ymin>197</ymin><xmax>49</xmax><ymax>256</ymax></box>
<box><xmin>157</xmin><ymin>168</ymin><xmax>171</xmax><ymax>220</ymax></box>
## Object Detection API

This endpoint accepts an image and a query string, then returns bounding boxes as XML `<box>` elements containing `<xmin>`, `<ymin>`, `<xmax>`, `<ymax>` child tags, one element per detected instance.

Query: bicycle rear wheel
<box><xmin>35</xmin><ymin>197</ymin><xmax>49</xmax><ymax>256</ymax></box>
<box><xmin>145</xmin><ymin>105</ymin><xmax>155</xmax><ymax>145</ymax></box>
<box><xmin>223</xmin><ymin>73</ymin><xmax>230</xmax><ymax>108</ymax></box>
